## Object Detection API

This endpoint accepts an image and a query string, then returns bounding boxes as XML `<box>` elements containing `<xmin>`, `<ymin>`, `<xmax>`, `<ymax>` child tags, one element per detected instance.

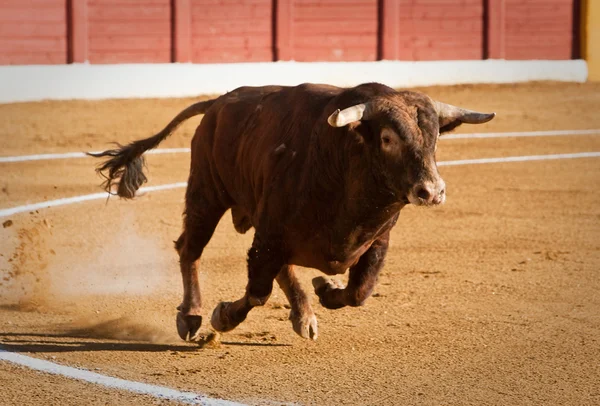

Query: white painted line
<box><xmin>0</xmin><ymin>148</ymin><xmax>191</xmax><ymax>163</ymax></box>
<box><xmin>437</xmin><ymin>152</ymin><xmax>600</xmax><ymax>166</ymax></box>
<box><xmin>0</xmin><ymin>152</ymin><xmax>598</xmax><ymax>219</ymax></box>
<box><xmin>0</xmin><ymin>182</ymin><xmax>187</xmax><ymax>218</ymax></box>
<box><xmin>1</xmin><ymin>129</ymin><xmax>599</xmax><ymax>164</ymax></box>
<box><xmin>0</xmin><ymin>349</ymin><xmax>243</xmax><ymax>405</ymax></box>
<box><xmin>441</xmin><ymin>128</ymin><xmax>600</xmax><ymax>140</ymax></box>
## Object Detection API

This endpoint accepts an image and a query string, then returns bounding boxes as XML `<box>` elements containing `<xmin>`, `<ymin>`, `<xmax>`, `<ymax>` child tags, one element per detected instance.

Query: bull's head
<box><xmin>327</xmin><ymin>92</ymin><xmax>495</xmax><ymax>206</ymax></box>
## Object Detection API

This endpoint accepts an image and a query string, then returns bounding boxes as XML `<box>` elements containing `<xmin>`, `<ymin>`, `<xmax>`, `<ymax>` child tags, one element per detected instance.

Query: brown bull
<box><xmin>91</xmin><ymin>83</ymin><xmax>495</xmax><ymax>341</ymax></box>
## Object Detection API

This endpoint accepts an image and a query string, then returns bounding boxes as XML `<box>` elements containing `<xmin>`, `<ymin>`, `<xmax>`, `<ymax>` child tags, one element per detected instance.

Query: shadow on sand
<box><xmin>0</xmin><ymin>331</ymin><xmax>291</xmax><ymax>353</ymax></box>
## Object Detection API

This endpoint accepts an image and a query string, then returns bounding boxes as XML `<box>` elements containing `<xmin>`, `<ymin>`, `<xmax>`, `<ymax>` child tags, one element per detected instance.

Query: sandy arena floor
<box><xmin>0</xmin><ymin>82</ymin><xmax>599</xmax><ymax>405</ymax></box>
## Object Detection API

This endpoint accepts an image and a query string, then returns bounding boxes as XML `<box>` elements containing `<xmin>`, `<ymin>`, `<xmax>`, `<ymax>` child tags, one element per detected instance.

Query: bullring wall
<box><xmin>0</xmin><ymin>0</ymin><xmax>580</xmax><ymax>65</ymax></box>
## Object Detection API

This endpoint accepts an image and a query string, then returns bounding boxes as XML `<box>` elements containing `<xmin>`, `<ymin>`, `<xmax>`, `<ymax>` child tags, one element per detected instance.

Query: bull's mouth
<box><xmin>407</xmin><ymin>191</ymin><xmax>446</xmax><ymax>207</ymax></box>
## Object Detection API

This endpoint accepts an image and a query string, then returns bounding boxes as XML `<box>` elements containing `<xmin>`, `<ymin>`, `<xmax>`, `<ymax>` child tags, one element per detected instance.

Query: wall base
<box><xmin>0</xmin><ymin>59</ymin><xmax>588</xmax><ymax>103</ymax></box>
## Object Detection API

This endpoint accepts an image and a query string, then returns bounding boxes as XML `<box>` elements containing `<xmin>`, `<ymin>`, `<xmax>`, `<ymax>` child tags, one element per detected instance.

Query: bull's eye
<box><xmin>382</xmin><ymin>136</ymin><xmax>391</xmax><ymax>145</ymax></box>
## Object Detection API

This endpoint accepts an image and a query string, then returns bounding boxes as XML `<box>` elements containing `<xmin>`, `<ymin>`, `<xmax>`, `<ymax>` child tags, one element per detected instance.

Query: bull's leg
<box><xmin>276</xmin><ymin>265</ymin><xmax>318</xmax><ymax>340</ymax></box>
<box><xmin>176</xmin><ymin>198</ymin><xmax>226</xmax><ymax>341</ymax></box>
<box><xmin>211</xmin><ymin>233</ymin><xmax>286</xmax><ymax>333</ymax></box>
<box><xmin>313</xmin><ymin>232</ymin><xmax>390</xmax><ymax>309</ymax></box>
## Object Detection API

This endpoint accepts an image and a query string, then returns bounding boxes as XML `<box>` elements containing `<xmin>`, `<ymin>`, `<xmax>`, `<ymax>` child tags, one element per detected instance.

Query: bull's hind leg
<box><xmin>211</xmin><ymin>233</ymin><xmax>286</xmax><ymax>333</ymax></box>
<box><xmin>176</xmin><ymin>187</ymin><xmax>226</xmax><ymax>341</ymax></box>
<box><xmin>313</xmin><ymin>232</ymin><xmax>390</xmax><ymax>309</ymax></box>
<box><xmin>277</xmin><ymin>265</ymin><xmax>318</xmax><ymax>340</ymax></box>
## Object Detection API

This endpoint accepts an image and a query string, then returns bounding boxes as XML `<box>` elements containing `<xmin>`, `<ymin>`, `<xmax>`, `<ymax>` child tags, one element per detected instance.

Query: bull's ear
<box><xmin>432</xmin><ymin>100</ymin><xmax>495</xmax><ymax>134</ymax></box>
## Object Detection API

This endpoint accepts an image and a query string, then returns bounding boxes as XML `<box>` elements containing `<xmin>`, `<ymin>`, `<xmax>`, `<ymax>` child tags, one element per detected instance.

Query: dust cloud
<box><xmin>1</xmin><ymin>213</ymin><xmax>180</xmax><ymax>343</ymax></box>
<box><xmin>0</xmin><ymin>214</ymin><xmax>172</xmax><ymax>303</ymax></box>
<box><xmin>65</xmin><ymin>316</ymin><xmax>177</xmax><ymax>343</ymax></box>
<box><xmin>0</xmin><ymin>218</ymin><xmax>54</xmax><ymax>309</ymax></box>
<box><xmin>51</xmin><ymin>218</ymin><xmax>171</xmax><ymax>297</ymax></box>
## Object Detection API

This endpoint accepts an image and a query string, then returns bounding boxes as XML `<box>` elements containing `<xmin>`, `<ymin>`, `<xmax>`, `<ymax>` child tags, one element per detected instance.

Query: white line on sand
<box><xmin>0</xmin><ymin>148</ymin><xmax>191</xmax><ymax>163</ymax></box>
<box><xmin>0</xmin><ymin>152</ymin><xmax>598</xmax><ymax>219</ymax></box>
<box><xmin>441</xmin><ymin>128</ymin><xmax>600</xmax><ymax>140</ymax></box>
<box><xmin>437</xmin><ymin>152</ymin><xmax>600</xmax><ymax>166</ymax></box>
<box><xmin>1</xmin><ymin>129</ymin><xmax>598</xmax><ymax>163</ymax></box>
<box><xmin>0</xmin><ymin>182</ymin><xmax>187</xmax><ymax>218</ymax></box>
<box><xmin>0</xmin><ymin>349</ymin><xmax>243</xmax><ymax>405</ymax></box>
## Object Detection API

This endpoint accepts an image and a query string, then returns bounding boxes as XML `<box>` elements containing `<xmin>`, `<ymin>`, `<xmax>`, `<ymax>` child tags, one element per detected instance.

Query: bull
<box><xmin>91</xmin><ymin>83</ymin><xmax>495</xmax><ymax>341</ymax></box>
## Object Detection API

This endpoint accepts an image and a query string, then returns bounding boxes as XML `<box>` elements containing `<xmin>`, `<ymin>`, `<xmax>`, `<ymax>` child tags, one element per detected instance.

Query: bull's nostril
<box><xmin>416</xmin><ymin>187</ymin><xmax>431</xmax><ymax>201</ymax></box>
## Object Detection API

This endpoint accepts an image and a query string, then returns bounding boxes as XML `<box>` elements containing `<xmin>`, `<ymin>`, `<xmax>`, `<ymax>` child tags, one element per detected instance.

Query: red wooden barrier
<box><xmin>0</xmin><ymin>0</ymin><xmax>579</xmax><ymax>65</ymax></box>
<box><xmin>87</xmin><ymin>0</ymin><xmax>171</xmax><ymax>64</ymax></box>
<box><xmin>0</xmin><ymin>0</ymin><xmax>68</xmax><ymax>65</ymax></box>
<box><xmin>188</xmin><ymin>0</ymin><xmax>273</xmax><ymax>63</ymax></box>
<box><xmin>394</xmin><ymin>0</ymin><xmax>485</xmax><ymax>61</ymax></box>
<box><xmin>504</xmin><ymin>0</ymin><xmax>573</xmax><ymax>60</ymax></box>
<box><xmin>487</xmin><ymin>0</ymin><xmax>574</xmax><ymax>60</ymax></box>
<box><xmin>286</xmin><ymin>0</ymin><xmax>379</xmax><ymax>62</ymax></box>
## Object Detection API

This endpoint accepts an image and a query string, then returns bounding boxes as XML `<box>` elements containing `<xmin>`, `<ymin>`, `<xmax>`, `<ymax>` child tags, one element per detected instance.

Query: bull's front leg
<box><xmin>277</xmin><ymin>265</ymin><xmax>318</xmax><ymax>340</ymax></box>
<box><xmin>210</xmin><ymin>233</ymin><xmax>286</xmax><ymax>333</ymax></box>
<box><xmin>312</xmin><ymin>232</ymin><xmax>389</xmax><ymax>309</ymax></box>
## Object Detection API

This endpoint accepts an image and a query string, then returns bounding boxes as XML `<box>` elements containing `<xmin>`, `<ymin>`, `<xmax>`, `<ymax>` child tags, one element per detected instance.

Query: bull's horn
<box><xmin>433</xmin><ymin>100</ymin><xmax>495</xmax><ymax>128</ymax></box>
<box><xmin>327</xmin><ymin>103</ymin><xmax>373</xmax><ymax>127</ymax></box>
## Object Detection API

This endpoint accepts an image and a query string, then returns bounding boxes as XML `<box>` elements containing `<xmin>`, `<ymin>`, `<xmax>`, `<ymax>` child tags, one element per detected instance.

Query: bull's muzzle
<box><xmin>409</xmin><ymin>179</ymin><xmax>446</xmax><ymax>206</ymax></box>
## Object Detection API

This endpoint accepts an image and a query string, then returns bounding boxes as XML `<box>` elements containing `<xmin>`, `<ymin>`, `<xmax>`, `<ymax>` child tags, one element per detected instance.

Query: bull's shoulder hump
<box><xmin>219</xmin><ymin>85</ymin><xmax>286</xmax><ymax>103</ymax></box>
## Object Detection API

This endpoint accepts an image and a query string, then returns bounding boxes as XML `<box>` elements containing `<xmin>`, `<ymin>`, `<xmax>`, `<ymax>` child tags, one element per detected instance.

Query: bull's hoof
<box><xmin>312</xmin><ymin>276</ymin><xmax>346</xmax><ymax>310</ymax></box>
<box><xmin>289</xmin><ymin>310</ymin><xmax>318</xmax><ymax>341</ymax></box>
<box><xmin>176</xmin><ymin>312</ymin><xmax>202</xmax><ymax>341</ymax></box>
<box><xmin>210</xmin><ymin>302</ymin><xmax>242</xmax><ymax>332</ymax></box>
<box><xmin>312</xmin><ymin>276</ymin><xmax>344</xmax><ymax>295</ymax></box>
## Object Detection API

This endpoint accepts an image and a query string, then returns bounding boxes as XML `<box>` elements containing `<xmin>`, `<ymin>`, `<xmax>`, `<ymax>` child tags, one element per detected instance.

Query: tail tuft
<box><xmin>88</xmin><ymin>144</ymin><xmax>147</xmax><ymax>199</ymax></box>
<box><xmin>89</xmin><ymin>98</ymin><xmax>217</xmax><ymax>199</ymax></box>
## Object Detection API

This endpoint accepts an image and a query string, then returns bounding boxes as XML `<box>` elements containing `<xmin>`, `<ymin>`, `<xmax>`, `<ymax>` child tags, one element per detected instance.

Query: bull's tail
<box><xmin>88</xmin><ymin>98</ymin><xmax>217</xmax><ymax>199</ymax></box>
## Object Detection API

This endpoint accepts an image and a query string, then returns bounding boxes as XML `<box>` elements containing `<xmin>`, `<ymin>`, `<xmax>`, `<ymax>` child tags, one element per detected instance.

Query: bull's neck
<box><xmin>300</xmin><ymin>128</ymin><xmax>402</xmax><ymax>232</ymax></box>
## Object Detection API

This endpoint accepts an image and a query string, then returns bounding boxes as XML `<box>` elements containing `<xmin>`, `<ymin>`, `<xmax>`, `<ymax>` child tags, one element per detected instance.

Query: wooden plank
<box><xmin>88</xmin><ymin>0</ymin><xmax>169</xmax><ymax>4</ymax></box>
<box><xmin>191</xmin><ymin>50</ymin><xmax>272</xmax><ymax>63</ymax></box>
<box><xmin>486</xmin><ymin>0</ymin><xmax>506</xmax><ymax>59</ymax></box>
<box><xmin>0</xmin><ymin>38</ymin><xmax>66</xmax><ymax>52</ymax></box>
<box><xmin>88</xmin><ymin>49</ymin><xmax>171</xmax><ymax>63</ymax></box>
<box><xmin>173</xmin><ymin>0</ymin><xmax>192</xmax><ymax>62</ymax></box>
<box><xmin>89</xmin><ymin>36</ymin><xmax>171</xmax><ymax>50</ymax></box>
<box><xmin>292</xmin><ymin>47</ymin><xmax>376</xmax><ymax>61</ymax></box>
<box><xmin>88</xmin><ymin>21</ymin><xmax>170</xmax><ymax>35</ymax></box>
<box><xmin>192</xmin><ymin>21</ymin><xmax>271</xmax><ymax>36</ymax></box>
<box><xmin>293</xmin><ymin>35</ymin><xmax>376</xmax><ymax>48</ymax></box>
<box><xmin>0</xmin><ymin>23</ymin><xmax>67</xmax><ymax>37</ymax></box>
<box><xmin>69</xmin><ymin>0</ymin><xmax>89</xmax><ymax>63</ymax></box>
<box><xmin>378</xmin><ymin>0</ymin><xmax>401</xmax><ymax>61</ymax></box>
<box><xmin>191</xmin><ymin>35</ymin><xmax>271</xmax><ymax>49</ymax></box>
<box><xmin>0</xmin><ymin>52</ymin><xmax>67</xmax><ymax>65</ymax></box>
<box><xmin>275</xmin><ymin>0</ymin><xmax>293</xmax><ymax>60</ymax></box>
<box><xmin>0</xmin><ymin>8</ymin><xmax>66</xmax><ymax>22</ymax></box>
<box><xmin>190</xmin><ymin>4</ymin><xmax>271</xmax><ymax>19</ymax></box>
<box><xmin>88</xmin><ymin>4</ymin><xmax>170</xmax><ymax>20</ymax></box>
<box><xmin>295</xmin><ymin>0</ymin><xmax>375</xmax><ymax>4</ymax></box>
<box><xmin>294</xmin><ymin>21</ymin><xmax>376</xmax><ymax>35</ymax></box>
<box><xmin>0</xmin><ymin>0</ymin><xmax>65</xmax><ymax>8</ymax></box>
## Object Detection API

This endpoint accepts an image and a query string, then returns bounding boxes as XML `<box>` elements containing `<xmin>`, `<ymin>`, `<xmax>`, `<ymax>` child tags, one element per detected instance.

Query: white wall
<box><xmin>0</xmin><ymin>59</ymin><xmax>588</xmax><ymax>103</ymax></box>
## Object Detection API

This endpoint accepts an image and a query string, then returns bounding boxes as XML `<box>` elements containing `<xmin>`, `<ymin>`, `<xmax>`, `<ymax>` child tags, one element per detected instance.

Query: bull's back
<box><xmin>199</xmin><ymin>84</ymin><xmax>341</xmax><ymax>228</ymax></box>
